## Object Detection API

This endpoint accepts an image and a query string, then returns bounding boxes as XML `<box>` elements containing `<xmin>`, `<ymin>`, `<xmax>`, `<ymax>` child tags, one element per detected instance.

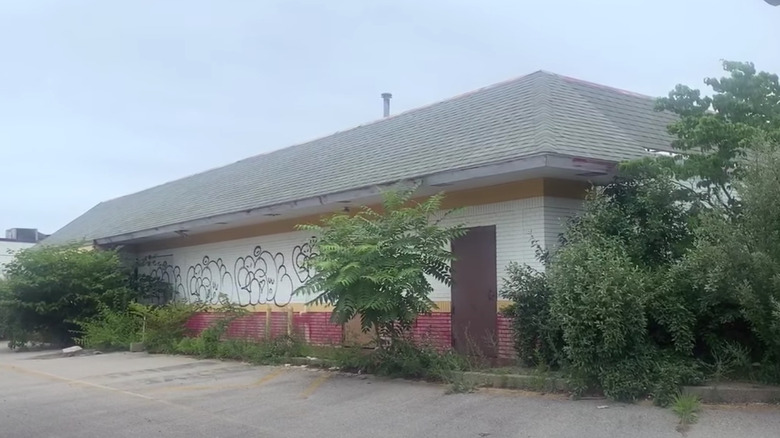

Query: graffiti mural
<box><xmin>146</xmin><ymin>260</ymin><xmax>184</xmax><ymax>302</ymax></box>
<box><xmin>148</xmin><ymin>260</ymin><xmax>181</xmax><ymax>288</ymax></box>
<box><xmin>186</xmin><ymin>256</ymin><xmax>233</xmax><ymax>304</ymax></box>
<box><xmin>145</xmin><ymin>239</ymin><xmax>317</xmax><ymax>307</ymax></box>
<box><xmin>234</xmin><ymin>246</ymin><xmax>293</xmax><ymax>307</ymax></box>
<box><xmin>292</xmin><ymin>240</ymin><xmax>317</xmax><ymax>283</ymax></box>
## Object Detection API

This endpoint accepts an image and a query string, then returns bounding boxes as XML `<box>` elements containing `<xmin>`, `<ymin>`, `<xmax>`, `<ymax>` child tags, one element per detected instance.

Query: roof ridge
<box><xmin>531</xmin><ymin>71</ymin><xmax>557</xmax><ymax>153</ymax></box>
<box><xmin>557</xmin><ymin>73</ymin><xmax>658</xmax><ymax>100</ymax></box>
<box><xmin>355</xmin><ymin>70</ymin><xmax>551</xmax><ymax>127</ymax></box>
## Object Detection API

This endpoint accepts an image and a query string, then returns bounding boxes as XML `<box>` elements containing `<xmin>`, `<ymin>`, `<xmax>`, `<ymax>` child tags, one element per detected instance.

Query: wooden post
<box><xmin>265</xmin><ymin>306</ymin><xmax>272</xmax><ymax>339</ymax></box>
<box><xmin>286</xmin><ymin>307</ymin><xmax>294</xmax><ymax>336</ymax></box>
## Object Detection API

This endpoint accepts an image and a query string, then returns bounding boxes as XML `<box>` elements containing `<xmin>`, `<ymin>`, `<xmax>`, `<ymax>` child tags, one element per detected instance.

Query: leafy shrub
<box><xmin>198</xmin><ymin>323</ymin><xmax>223</xmax><ymax>358</ymax></box>
<box><xmin>183</xmin><ymin>295</ymin><xmax>249</xmax><ymax>356</ymax></box>
<box><xmin>499</xmin><ymin>257</ymin><xmax>561</xmax><ymax>367</ymax></box>
<box><xmin>551</xmin><ymin>250</ymin><xmax>703</xmax><ymax>404</ymax></box>
<box><xmin>0</xmin><ymin>246</ymin><xmax>145</xmax><ymax>347</ymax></box>
<box><xmin>544</xmin><ymin>174</ymin><xmax>708</xmax><ymax>402</ymax></box>
<box><xmin>642</xmin><ymin>63</ymin><xmax>780</xmax><ymax>381</ymax></box>
<box><xmin>0</xmin><ymin>280</ymin><xmax>28</xmax><ymax>346</ymax></box>
<box><xmin>173</xmin><ymin>299</ymin><xmax>307</xmax><ymax>364</ymax></box>
<box><xmin>252</xmin><ymin>335</ymin><xmax>309</xmax><ymax>361</ymax></box>
<box><xmin>650</xmin><ymin>355</ymin><xmax>704</xmax><ymax>407</ymax></box>
<box><xmin>76</xmin><ymin>301</ymin><xmax>203</xmax><ymax>352</ymax></box>
<box><xmin>0</xmin><ymin>245</ymin><xmax>171</xmax><ymax>348</ymax></box>
<box><xmin>133</xmin><ymin>302</ymin><xmax>203</xmax><ymax>353</ymax></box>
<box><xmin>335</xmin><ymin>339</ymin><xmax>469</xmax><ymax>382</ymax></box>
<box><xmin>728</xmin><ymin>143</ymin><xmax>780</xmax><ymax>362</ymax></box>
<box><xmin>175</xmin><ymin>336</ymin><xmax>201</xmax><ymax>355</ymax></box>
<box><xmin>665</xmin><ymin>144</ymin><xmax>780</xmax><ymax>375</ymax></box>
<box><xmin>549</xmin><ymin>235</ymin><xmax>655</xmax><ymax>400</ymax></box>
<box><xmin>176</xmin><ymin>334</ymin><xmax>309</xmax><ymax>364</ymax></box>
<box><xmin>503</xmin><ymin>63</ymin><xmax>780</xmax><ymax>405</ymax></box>
<box><xmin>296</xmin><ymin>189</ymin><xmax>465</xmax><ymax>345</ymax></box>
<box><xmin>77</xmin><ymin>307</ymin><xmax>142</xmax><ymax>350</ymax></box>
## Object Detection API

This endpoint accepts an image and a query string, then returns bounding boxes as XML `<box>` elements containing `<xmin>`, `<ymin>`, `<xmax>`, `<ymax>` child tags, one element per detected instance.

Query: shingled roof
<box><xmin>46</xmin><ymin>71</ymin><xmax>676</xmax><ymax>245</ymax></box>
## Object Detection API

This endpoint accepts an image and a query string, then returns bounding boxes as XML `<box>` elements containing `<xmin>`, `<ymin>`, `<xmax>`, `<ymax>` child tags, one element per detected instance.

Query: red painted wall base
<box><xmin>186</xmin><ymin>311</ymin><xmax>515</xmax><ymax>359</ymax></box>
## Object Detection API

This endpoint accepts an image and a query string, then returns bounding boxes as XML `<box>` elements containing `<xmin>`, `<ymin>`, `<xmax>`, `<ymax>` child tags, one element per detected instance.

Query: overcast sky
<box><xmin>1</xmin><ymin>0</ymin><xmax>778</xmax><ymax>234</ymax></box>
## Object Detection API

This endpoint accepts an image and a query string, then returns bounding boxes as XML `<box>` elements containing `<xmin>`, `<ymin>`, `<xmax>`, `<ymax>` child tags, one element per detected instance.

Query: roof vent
<box><xmin>381</xmin><ymin>92</ymin><xmax>392</xmax><ymax>118</ymax></box>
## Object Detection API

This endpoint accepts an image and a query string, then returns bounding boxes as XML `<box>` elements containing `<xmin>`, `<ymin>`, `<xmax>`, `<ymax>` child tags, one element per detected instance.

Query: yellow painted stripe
<box><xmin>148</xmin><ymin>367</ymin><xmax>286</xmax><ymax>393</ymax></box>
<box><xmin>0</xmin><ymin>362</ymin><xmax>157</xmax><ymax>400</ymax></box>
<box><xmin>299</xmin><ymin>373</ymin><xmax>331</xmax><ymax>399</ymax></box>
<box><xmin>0</xmin><ymin>361</ymin><xmax>269</xmax><ymax>432</ymax></box>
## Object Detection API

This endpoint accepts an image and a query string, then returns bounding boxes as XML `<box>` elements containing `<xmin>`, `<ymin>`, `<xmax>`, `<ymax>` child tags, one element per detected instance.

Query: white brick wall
<box><xmin>542</xmin><ymin>197</ymin><xmax>584</xmax><ymax>255</ymax></box>
<box><xmin>138</xmin><ymin>230</ymin><xmax>315</xmax><ymax>306</ymax></box>
<box><xmin>428</xmin><ymin>197</ymin><xmax>545</xmax><ymax>301</ymax></box>
<box><xmin>139</xmin><ymin>196</ymin><xmax>581</xmax><ymax>306</ymax></box>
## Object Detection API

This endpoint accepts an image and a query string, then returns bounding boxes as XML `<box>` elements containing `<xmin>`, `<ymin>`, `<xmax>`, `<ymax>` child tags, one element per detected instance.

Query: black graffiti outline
<box><xmin>185</xmin><ymin>256</ymin><xmax>233</xmax><ymax>304</ymax></box>
<box><xmin>235</xmin><ymin>246</ymin><xmax>295</xmax><ymax>307</ymax></box>
<box><xmin>291</xmin><ymin>238</ymin><xmax>317</xmax><ymax>283</ymax></box>
<box><xmin>147</xmin><ymin>260</ymin><xmax>185</xmax><ymax>303</ymax></box>
<box><xmin>148</xmin><ymin>239</ymin><xmax>317</xmax><ymax>307</ymax></box>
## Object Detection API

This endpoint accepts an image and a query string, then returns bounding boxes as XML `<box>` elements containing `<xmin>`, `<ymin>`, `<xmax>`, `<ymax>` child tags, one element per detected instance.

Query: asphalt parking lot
<box><xmin>0</xmin><ymin>346</ymin><xmax>778</xmax><ymax>438</ymax></box>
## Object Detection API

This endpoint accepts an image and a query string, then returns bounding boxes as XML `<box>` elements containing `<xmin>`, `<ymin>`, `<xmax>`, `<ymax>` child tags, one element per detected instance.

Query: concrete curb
<box><xmin>283</xmin><ymin>357</ymin><xmax>779</xmax><ymax>404</ymax></box>
<box><xmin>286</xmin><ymin>357</ymin><xmax>336</xmax><ymax>368</ymax></box>
<box><xmin>450</xmin><ymin>371</ymin><xmax>569</xmax><ymax>392</ymax></box>
<box><xmin>284</xmin><ymin>358</ymin><xmax>569</xmax><ymax>392</ymax></box>
<box><xmin>683</xmin><ymin>384</ymin><xmax>780</xmax><ymax>404</ymax></box>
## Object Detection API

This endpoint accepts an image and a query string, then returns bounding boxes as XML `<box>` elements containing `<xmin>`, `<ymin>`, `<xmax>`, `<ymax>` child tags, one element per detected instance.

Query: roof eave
<box><xmin>94</xmin><ymin>152</ymin><xmax>617</xmax><ymax>246</ymax></box>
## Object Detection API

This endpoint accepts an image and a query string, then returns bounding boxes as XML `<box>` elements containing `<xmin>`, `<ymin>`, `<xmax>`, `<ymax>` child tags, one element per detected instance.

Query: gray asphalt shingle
<box><xmin>45</xmin><ymin>71</ymin><xmax>677</xmax><ymax>245</ymax></box>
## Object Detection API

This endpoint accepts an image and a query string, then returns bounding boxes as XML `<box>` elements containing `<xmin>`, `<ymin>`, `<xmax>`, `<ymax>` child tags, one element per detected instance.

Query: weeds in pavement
<box><xmin>529</xmin><ymin>362</ymin><xmax>560</xmax><ymax>393</ymax></box>
<box><xmin>334</xmin><ymin>339</ymin><xmax>471</xmax><ymax>382</ymax></box>
<box><xmin>176</xmin><ymin>335</ymin><xmax>309</xmax><ymax>364</ymax></box>
<box><xmin>671</xmin><ymin>392</ymin><xmax>700</xmax><ymax>431</ymax></box>
<box><xmin>446</xmin><ymin>376</ymin><xmax>477</xmax><ymax>394</ymax></box>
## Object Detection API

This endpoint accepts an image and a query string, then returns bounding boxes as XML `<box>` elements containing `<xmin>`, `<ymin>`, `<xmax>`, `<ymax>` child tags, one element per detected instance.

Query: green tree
<box><xmin>678</xmin><ymin>142</ymin><xmax>780</xmax><ymax>368</ymax></box>
<box><xmin>546</xmin><ymin>174</ymin><xmax>703</xmax><ymax>402</ymax></box>
<box><xmin>295</xmin><ymin>189</ymin><xmax>465</xmax><ymax>346</ymax></box>
<box><xmin>651</xmin><ymin>61</ymin><xmax>780</xmax><ymax>372</ymax></box>
<box><xmin>651</xmin><ymin>61</ymin><xmax>780</xmax><ymax>214</ymax></box>
<box><xmin>0</xmin><ymin>246</ymin><xmax>148</xmax><ymax>347</ymax></box>
<box><xmin>509</xmin><ymin>61</ymin><xmax>780</xmax><ymax>401</ymax></box>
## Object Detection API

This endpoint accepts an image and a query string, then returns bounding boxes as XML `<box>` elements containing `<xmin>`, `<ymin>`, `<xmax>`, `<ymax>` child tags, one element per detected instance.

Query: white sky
<box><xmin>1</xmin><ymin>0</ymin><xmax>778</xmax><ymax>233</ymax></box>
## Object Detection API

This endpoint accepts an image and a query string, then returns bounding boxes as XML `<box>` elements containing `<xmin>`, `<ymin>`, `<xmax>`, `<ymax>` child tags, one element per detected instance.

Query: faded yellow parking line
<box><xmin>0</xmin><ymin>362</ymin><xmax>156</xmax><ymax>400</ymax></box>
<box><xmin>0</xmin><ymin>361</ymin><xmax>268</xmax><ymax>432</ymax></box>
<box><xmin>149</xmin><ymin>367</ymin><xmax>287</xmax><ymax>393</ymax></box>
<box><xmin>300</xmin><ymin>373</ymin><xmax>331</xmax><ymax>399</ymax></box>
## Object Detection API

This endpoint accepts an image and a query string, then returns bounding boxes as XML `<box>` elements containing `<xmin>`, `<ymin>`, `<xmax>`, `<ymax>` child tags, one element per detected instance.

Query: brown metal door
<box><xmin>451</xmin><ymin>225</ymin><xmax>497</xmax><ymax>357</ymax></box>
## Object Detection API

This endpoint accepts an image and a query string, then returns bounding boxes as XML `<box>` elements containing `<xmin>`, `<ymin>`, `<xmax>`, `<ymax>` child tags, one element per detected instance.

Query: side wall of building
<box><xmin>137</xmin><ymin>196</ymin><xmax>581</xmax><ymax>307</ymax></box>
<box><xmin>136</xmin><ymin>181</ymin><xmax>584</xmax><ymax>358</ymax></box>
